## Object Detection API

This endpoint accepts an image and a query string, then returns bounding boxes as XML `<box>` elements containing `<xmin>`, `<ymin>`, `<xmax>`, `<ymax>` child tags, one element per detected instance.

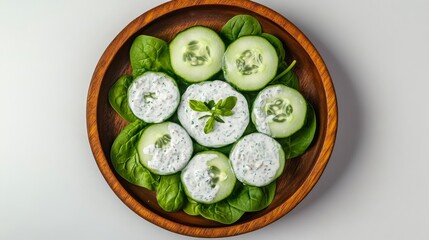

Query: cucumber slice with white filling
<box><xmin>170</xmin><ymin>26</ymin><xmax>225</xmax><ymax>83</ymax></box>
<box><xmin>181</xmin><ymin>151</ymin><xmax>236</xmax><ymax>204</ymax></box>
<box><xmin>252</xmin><ymin>84</ymin><xmax>307</xmax><ymax>138</ymax></box>
<box><xmin>128</xmin><ymin>72</ymin><xmax>180</xmax><ymax>123</ymax></box>
<box><xmin>229</xmin><ymin>133</ymin><xmax>285</xmax><ymax>187</ymax></box>
<box><xmin>137</xmin><ymin>122</ymin><xmax>193</xmax><ymax>175</ymax></box>
<box><xmin>177</xmin><ymin>80</ymin><xmax>249</xmax><ymax>148</ymax></box>
<box><xmin>223</xmin><ymin>36</ymin><xmax>278</xmax><ymax>91</ymax></box>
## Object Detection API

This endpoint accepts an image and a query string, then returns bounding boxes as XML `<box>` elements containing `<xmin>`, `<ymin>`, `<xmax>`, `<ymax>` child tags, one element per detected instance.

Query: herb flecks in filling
<box><xmin>154</xmin><ymin>134</ymin><xmax>171</xmax><ymax>148</ymax></box>
<box><xmin>236</xmin><ymin>49</ymin><xmax>263</xmax><ymax>75</ymax></box>
<box><xmin>189</xmin><ymin>96</ymin><xmax>237</xmax><ymax>134</ymax></box>
<box><xmin>266</xmin><ymin>98</ymin><xmax>293</xmax><ymax>123</ymax></box>
<box><xmin>183</xmin><ymin>40</ymin><xmax>211</xmax><ymax>66</ymax></box>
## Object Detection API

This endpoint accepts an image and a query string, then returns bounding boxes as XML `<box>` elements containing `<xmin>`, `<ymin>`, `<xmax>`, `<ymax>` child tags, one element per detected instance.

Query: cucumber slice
<box><xmin>229</xmin><ymin>133</ymin><xmax>285</xmax><ymax>187</ymax></box>
<box><xmin>170</xmin><ymin>26</ymin><xmax>225</xmax><ymax>83</ymax></box>
<box><xmin>177</xmin><ymin>80</ymin><xmax>249</xmax><ymax>148</ymax></box>
<box><xmin>181</xmin><ymin>151</ymin><xmax>236</xmax><ymax>204</ymax></box>
<box><xmin>128</xmin><ymin>72</ymin><xmax>180</xmax><ymax>123</ymax></box>
<box><xmin>252</xmin><ymin>84</ymin><xmax>307</xmax><ymax>138</ymax></box>
<box><xmin>137</xmin><ymin>122</ymin><xmax>193</xmax><ymax>175</ymax></box>
<box><xmin>223</xmin><ymin>36</ymin><xmax>278</xmax><ymax>91</ymax></box>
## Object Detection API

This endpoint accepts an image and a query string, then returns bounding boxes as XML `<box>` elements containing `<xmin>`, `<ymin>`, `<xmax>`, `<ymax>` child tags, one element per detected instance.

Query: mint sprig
<box><xmin>189</xmin><ymin>96</ymin><xmax>237</xmax><ymax>134</ymax></box>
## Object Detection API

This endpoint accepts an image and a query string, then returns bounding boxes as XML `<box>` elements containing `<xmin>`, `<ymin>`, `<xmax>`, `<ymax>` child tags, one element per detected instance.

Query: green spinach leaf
<box><xmin>277</xmin><ymin>103</ymin><xmax>317</xmax><ymax>158</ymax></box>
<box><xmin>156</xmin><ymin>173</ymin><xmax>185</xmax><ymax>212</ymax></box>
<box><xmin>130</xmin><ymin>35</ymin><xmax>173</xmax><ymax>77</ymax></box>
<box><xmin>108</xmin><ymin>75</ymin><xmax>138</xmax><ymax>122</ymax></box>
<box><xmin>198</xmin><ymin>200</ymin><xmax>244</xmax><ymax>224</ymax></box>
<box><xmin>270</xmin><ymin>61</ymin><xmax>299</xmax><ymax>90</ymax></box>
<box><xmin>166</xmin><ymin>112</ymin><xmax>181</xmax><ymax>125</ymax></box>
<box><xmin>227</xmin><ymin>181</ymin><xmax>276</xmax><ymax>212</ymax></box>
<box><xmin>220</xmin><ymin>15</ymin><xmax>262</xmax><ymax>43</ymax></box>
<box><xmin>243</xmin><ymin>91</ymin><xmax>259</xmax><ymax>109</ymax></box>
<box><xmin>183</xmin><ymin>198</ymin><xmax>201</xmax><ymax>216</ymax></box>
<box><xmin>215</xmin><ymin>144</ymin><xmax>234</xmax><ymax>156</ymax></box>
<box><xmin>261</xmin><ymin>33</ymin><xmax>285</xmax><ymax>63</ymax></box>
<box><xmin>110</xmin><ymin>120</ymin><xmax>159</xmax><ymax>190</ymax></box>
<box><xmin>243</xmin><ymin>120</ymin><xmax>257</xmax><ymax>136</ymax></box>
<box><xmin>193</xmin><ymin>142</ymin><xmax>233</xmax><ymax>155</ymax></box>
<box><xmin>192</xmin><ymin>142</ymin><xmax>210</xmax><ymax>154</ymax></box>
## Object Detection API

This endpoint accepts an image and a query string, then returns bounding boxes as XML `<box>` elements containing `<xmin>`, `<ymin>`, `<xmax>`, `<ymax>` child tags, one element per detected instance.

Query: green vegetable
<box><xmin>169</xmin><ymin>26</ymin><xmax>225</xmax><ymax>83</ymax></box>
<box><xmin>156</xmin><ymin>173</ymin><xmax>185</xmax><ymax>212</ymax></box>
<box><xmin>220</xmin><ymin>14</ymin><xmax>262</xmax><ymax>43</ymax></box>
<box><xmin>181</xmin><ymin>151</ymin><xmax>236</xmax><ymax>204</ymax></box>
<box><xmin>183</xmin><ymin>198</ymin><xmax>201</xmax><ymax>216</ymax></box>
<box><xmin>193</xmin><ymin>142</ymin><xmax>233</xmax><ymax>155</ymax></box>
<box><xmin>108</xmin><ymin>75</ymin><xmax>138</xmax><ymax>122</ymax></box>
<box><xmin>214</xmin><ymin>144</ymin><xmax>233</xmax><ymax>155</ymax></box>
<box><xmin>192</xmin><ymin>142</ymin><xmax>210</xmax><ymax>154</ymax></box>
<box><xmin>261</xmin><ymin>33</ymin><xmax>285</xmax><ymax>63</ymax></box>
<box><xmin>252</xmin><ymin>84</ymin><xmax>307</xmax><ymax>138</ymax></box>
<box><xmin>227</xmin><ymin>181</ymin><xmax>276</xmax><ymax>212</ymax></box>
<box><xmin>189</xmin><ymin>100</ymin><xmax>210</xmax><ymax>112</ymax></box>
<box><xmin>110</xmin><ymin>120</ymin><xmax>159</xmax><ymax>190</ymax></box>
<box><xmin>277</xmin><ymin>103</ymin><xmax>317</xmax><ymax>158</ymax></box>
<box><xmin>243</xmin><ymin>120</ymin><xmax>257</xmax><ymax>136</ymax></box>
<box><xmin>130</xmin><ymin>35</ymin><xmax>173</xmax><ymax>77</ymax></box>
<box><xmin>220</xmin><ymin>96</ymin><xmax>237</xmax><ymax>110</ymax></box>
<box><xmin>229</xmin><ymin>133</ymin><xmax>286</xmax><ymax>187</ymax></box>
<box><xmin>270</xmin><ymin>61</ymin><xmax>299</xmax><ymax>90</ymax></box>
<box><xmin>137</xmin><ymin>122</ymin><xmax>193</xmax><ymax>175</ymax></box>
<box><xmin>167</xmin><ymin>112</ymin><xmax>181</xmax><ymax>125</ymax></box>
<box><xmin>223</xmin><ymin>36</ymin><xmax>278</xmax><ymax>91</ymax></box>
<box><xmin>189</xmin><ymin>96</ymin><xmax>238</xmax><ymax>134</ymax></box>
<box><xmin>272</xmin><ymin>60</ymin><xmax>296</xmax><ymax>83</ymax></box>
<box><xmin>198</xmin><ymin>200</ymin><xmax>244</xmax><ymax>224</ymax></box>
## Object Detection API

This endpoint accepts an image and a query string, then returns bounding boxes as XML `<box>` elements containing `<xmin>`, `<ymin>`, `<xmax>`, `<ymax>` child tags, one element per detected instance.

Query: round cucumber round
<box><xmin>223</xmin><ymin>36</ymin><xmax>278</xmax><ymax>91</ymax></box>
<box><xmin>169</xmin><ymin>26</ymin><xmax>225</xmax><ymax>83</ymax></box>
<box><xmin>252</xmin><ymin>84</ymin><xmax>307</xmax><ymax>138</ymax></box>
<box><xmin>229</xmin><ymin>133</ymin><xmax>285</xmax><ymax>187</ymax></box>
<box><xmin>127</xmin><ymin>71</ymin><xmax>180</xmax><ymax>123</ymax></box>
<box><xmin>177</xmin><ymin>80</ymin><xmax>249</xmax><ymax>148</ymax></box>
<box><xmin>137</xmin><ymin>122</ymin><xmax>193</xmax><ymax>175</ymax></box>
<box><xmin>181</xmin><ymin>151</ymin><xmax>236</xmax><ymax>204</ymax></box>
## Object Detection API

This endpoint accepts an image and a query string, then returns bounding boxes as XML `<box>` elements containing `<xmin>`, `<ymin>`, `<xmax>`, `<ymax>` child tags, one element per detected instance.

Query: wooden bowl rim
<box><xmin>86</xmin><ymin>0</ymin><xmax>338</xmax><ymax>237</ymax></box>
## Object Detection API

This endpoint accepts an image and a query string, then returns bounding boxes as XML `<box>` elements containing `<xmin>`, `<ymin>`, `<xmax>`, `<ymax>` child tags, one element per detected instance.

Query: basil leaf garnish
<box><xmin>189</xmin><ymin>96</ymin><xmax>238</xmax><ymax>134</ymax></box>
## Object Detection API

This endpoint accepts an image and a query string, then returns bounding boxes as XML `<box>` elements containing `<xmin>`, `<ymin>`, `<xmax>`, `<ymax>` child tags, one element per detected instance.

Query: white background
<box><xmin>1</xmin><ymin>0</ymin><xmax>428</xmax><ymax>239</ymax></box>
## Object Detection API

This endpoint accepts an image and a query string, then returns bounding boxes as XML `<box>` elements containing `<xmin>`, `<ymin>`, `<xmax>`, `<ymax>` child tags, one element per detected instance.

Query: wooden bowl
<box><xmin>86</xmin><ymin>0</ymin><xmax>337</xmax><ymax>237</ymax></box>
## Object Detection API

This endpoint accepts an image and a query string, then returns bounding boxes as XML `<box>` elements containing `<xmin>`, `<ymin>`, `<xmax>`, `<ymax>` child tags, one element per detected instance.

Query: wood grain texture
<box><xmin>86</xmin><ymin>0</ymin><xmax>338</xmax><ymax>237</ymax></box>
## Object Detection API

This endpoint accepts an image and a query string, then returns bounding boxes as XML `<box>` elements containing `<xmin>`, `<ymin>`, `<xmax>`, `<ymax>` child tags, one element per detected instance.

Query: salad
<box><xmin>108</xmin><ymin>15</ymin><xmax>317</xmax><ymax>224</ymax></box>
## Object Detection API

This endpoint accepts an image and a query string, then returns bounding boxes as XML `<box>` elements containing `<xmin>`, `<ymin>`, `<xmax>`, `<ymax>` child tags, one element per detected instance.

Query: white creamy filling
<box><xmin>143</xmin><ymin>123</ymin><xmax>192</xmax><ymax>174</ymax></box>
<box><xmin>128</xmin><ymin>72</ymin><xmax>179</xmax><ymax>123</ymax></box>
<box><xmin>229</xmin><ymin>133</ymin><xmax>281</xmax><ymax>187</ymax></box>
<box><xmin>181</xmin><ymin>154</ymin><xmax>219</xmax><ymax>203</ymax></box>
<box><xmin>178</xmin><ymin>80</ymin><xmax>249</xmax><ymax>147</ymax></box>
<box><xmin>252</xmin><ymin>86</ymin><xmax>284</xmax><ymax>135</ymax></box>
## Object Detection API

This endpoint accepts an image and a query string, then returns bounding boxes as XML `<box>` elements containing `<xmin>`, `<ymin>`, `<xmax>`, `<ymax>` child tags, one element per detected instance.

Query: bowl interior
<box><xmin>95</xmin><ymin>4</ymin><xmax>327</xmax><ymax>228</ymax></box>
